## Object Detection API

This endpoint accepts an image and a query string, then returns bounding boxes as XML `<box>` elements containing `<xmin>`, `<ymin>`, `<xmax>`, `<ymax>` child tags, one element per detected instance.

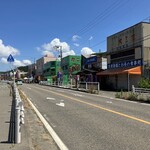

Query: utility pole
<box><xmin>53</xmin><ymin>45</ymin><xmax>63</xmax><ymax>85</ymax></box>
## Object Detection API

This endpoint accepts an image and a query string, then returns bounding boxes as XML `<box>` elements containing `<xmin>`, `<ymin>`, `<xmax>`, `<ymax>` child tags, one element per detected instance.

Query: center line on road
<box><xmin>33</xmin><ymin>86</ymin><xmax>150</xmax><ymax>125</ymax></box>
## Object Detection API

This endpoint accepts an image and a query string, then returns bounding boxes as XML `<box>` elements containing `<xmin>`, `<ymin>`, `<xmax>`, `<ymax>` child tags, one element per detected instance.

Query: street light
<box><xmin>54</xmin><ymin>45</ymin><xmax>62</xmax><ymax>57</ymax></box>
<box><xmin>53</xmin><ymin>45</ymin><xmax>62</xmax><ymax>68</ymax></box>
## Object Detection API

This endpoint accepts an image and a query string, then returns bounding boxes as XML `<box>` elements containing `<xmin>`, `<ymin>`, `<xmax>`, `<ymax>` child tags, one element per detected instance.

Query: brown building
<box><xmin>97</xmin><ymin>22</ymin><xmax>150</xmax><ymax>90</ymax></box>
<box><xmin>35</xmin><ymin>55</ymin><xmax>56</xmax><ymax>81</ymax></box>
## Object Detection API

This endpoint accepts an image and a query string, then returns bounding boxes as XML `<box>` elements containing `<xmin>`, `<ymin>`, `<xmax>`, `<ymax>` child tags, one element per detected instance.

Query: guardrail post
<box><xmin>15</xmin><ymin>106</ymin><xmax>21</xmax><ymax>143</ymax></box>
<box><xmin>86</xmin><ymin>82</ymin><xmax>87</xmax><ymax>90</ymax></box>
<box><xmin>132</xmin><ymin>85</ymin><xmax>135</xmax><ymax>93</ymax></box>
<box><xmin>98</xmin><ymin>82</ymin><xmax>100</xmax><ymax>94</ymax></box>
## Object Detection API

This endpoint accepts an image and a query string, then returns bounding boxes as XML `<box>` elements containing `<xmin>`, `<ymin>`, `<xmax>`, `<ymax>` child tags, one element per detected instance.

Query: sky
<box><xmin>0</xmin><ymin>0</ymin><xmax>150</xmax><ymax>71</ymax></box>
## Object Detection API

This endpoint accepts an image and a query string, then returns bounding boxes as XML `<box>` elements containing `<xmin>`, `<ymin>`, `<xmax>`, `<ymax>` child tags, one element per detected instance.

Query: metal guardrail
<box><xmin>12</xmin><ymin>82</ymin><xmax>25</xmax><ymax>143</ymax></box>
<box><xmin>39</xmin><ymin>81</ymin><xmax>74</xmax><ymax>88</ymax></box>
<box><xmin>78</xmin><ymin>82</ymin><xmax>100</xmax><ymax>90</ymax></box>
<box><xmin>39</xmin><ymin>81</ymin><xmax>100</xmax><ymax>93</ymax></box>
<box><xmin>132</xmin><ymin>85</ymin><xmax>150</xmax><ymax>94</ymax></box>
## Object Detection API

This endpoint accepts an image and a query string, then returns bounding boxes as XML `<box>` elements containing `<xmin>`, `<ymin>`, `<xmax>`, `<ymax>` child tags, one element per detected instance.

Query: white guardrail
<box><xmin>132</xmin><ymin>85</ymin><xmax>150</xmax><ymax>94</ymax></box>
<box><xmin>78</xmin><ymin>82</ymin><xmax>100</xmax><ymax>92</ymax></box>
<box><xmin>39</xmin><ymin>81</ymin><xmax>100</xmax><ymax>93</ymax></box>
<box><xmin>13</xmin><ymin>82</ymin><xmax>25</xmax><ymax>143</ymax></box>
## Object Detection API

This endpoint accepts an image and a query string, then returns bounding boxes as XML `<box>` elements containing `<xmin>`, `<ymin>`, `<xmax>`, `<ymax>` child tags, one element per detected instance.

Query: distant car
<box><xmin>16</xmin><ymin>79</ymin><xmax>23</xmax><ymax>85</ymax></box>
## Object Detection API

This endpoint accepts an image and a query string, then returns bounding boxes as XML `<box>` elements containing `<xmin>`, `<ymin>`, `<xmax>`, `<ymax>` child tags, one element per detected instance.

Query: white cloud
<box><xmin>42</xmin><ymin>51</ymin><xmax>54</xmax><ymax>57</ymax></box>
<box><xmin>38</xmin><ymin>38</ymin><xmax>76</xmax><ymax>58</ymax></box>
<box><xmin>0</xmin><ymin>39</ymin><xmax>20</xmax><ymax>57</ymax></box>
<box><xmin>0</xmin><ymin>57</ymin><xmax>32</xmax><ymax>67</ymax></box>
<box><xmin>13</xmin><ymin>59</ymin><xmax>32</xmax><ymax>67</ymax></box>
<box><xmin>13</xmin><ymin>60</ymin><xmax>24</xmax><ymax>67</ymax></box>
<box><xmin>22</xmin><ymin>60</ymin><xmax>32</xmax><ymax>65</ymax></box>
<box><xmin>72</xmin><ymin>35</ymin><xmax>81</xmax><ymax>42</ymax></box>
<box><xmin>73</xmin><ymin>43</ymin><xmax>80</xmax><ymax>47</ymax></box>
<box><xmin>1</xmin><ymin>57</ymin><xmax>7</xmax><ymax>64</ymax></box>
<box><xmin>0</xmin><ymin>39</ymin><xmax>33</xmax><ymax>70</ymax></box>
<box><xmin>89</xmin><ymin>36</ymin><xmax>93</xmax><ymax>41</ymax></box>
<box><xmin>81</xmin><ymin>47</ymin><xmax>95</xmax><ymax>58</ymax></box>
<box><xmin>63</xmin><ymin>50</ymin><xmax>75</xmax><ymax>57</ymax></box>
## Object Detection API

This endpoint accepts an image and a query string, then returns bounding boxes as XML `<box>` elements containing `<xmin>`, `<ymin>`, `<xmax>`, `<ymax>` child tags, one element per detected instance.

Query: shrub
<box><xmin>138</xmin><ymin>78</ymin><xmax>150</xmax><ymax>88</ymax></box>
<box><xmin>115</xmin><ymin>91</ymin><xmax>150</xmax><ymax>103</ymax></box>
<box><xmin>127</xmin><ymin>92</ymin><xmax>138</xmax><ymax>101</ymax></box>
<box><xmin>115</xmin><ymin>92</ymin><xmax>121</xmax><ymax>98</ymax></box>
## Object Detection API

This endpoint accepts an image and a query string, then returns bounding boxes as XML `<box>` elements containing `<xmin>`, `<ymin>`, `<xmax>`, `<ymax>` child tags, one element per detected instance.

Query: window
<box><xmin>111</xmin><ymin>49</ymin><xmax>135</xmax><ymax>63</ymax></box>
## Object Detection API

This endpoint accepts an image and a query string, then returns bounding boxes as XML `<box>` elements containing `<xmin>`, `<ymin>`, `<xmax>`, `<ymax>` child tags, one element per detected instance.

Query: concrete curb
<box><xmin>20</xmin><ymin>90</ymin><xmax>69</xmax><ymax>150</ymax></box>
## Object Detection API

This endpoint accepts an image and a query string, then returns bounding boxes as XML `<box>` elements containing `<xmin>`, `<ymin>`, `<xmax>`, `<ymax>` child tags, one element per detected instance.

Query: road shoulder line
<box><xmin>20</xmin><ymin>90</ymin><xmax>69</xmax><ymax>150</ymax></box>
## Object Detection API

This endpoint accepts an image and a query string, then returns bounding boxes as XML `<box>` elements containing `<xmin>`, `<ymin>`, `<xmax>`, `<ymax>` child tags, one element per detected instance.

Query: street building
<box><xmin>77</xmin><ymin>54</ymin><xmax>106</xmax><ymax>83</ymax></box>
<box><xmin>61</xmin><ymin>55</ymin><xmax>81</xmax><ymax>85</ymax></box>
<box><xmin>35</xmin><ymin>55</ymin><xmax>56</xmax><ymax>82</ymax></box>
<box><xmin>43</xmin><ymin>60</ymin><xmax>60</xmax><ymax>83</ymax></box>
<box><xmin>28</xmin><ymin>63</ymin><xmax>36</xmax><ymax>79</ymax></box>
<box><xmin>97</xmin><ymin>22</ymin><xmax>150</xmax><ymax>90</ymax></box>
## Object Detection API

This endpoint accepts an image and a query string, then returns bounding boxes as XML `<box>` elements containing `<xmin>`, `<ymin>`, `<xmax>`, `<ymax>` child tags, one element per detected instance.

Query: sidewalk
<box><xmin>98</xmin><ymin>90</ymin><xmax>116</xmax><ymax>99</ymax></box>
<box><xmin>0</xmin><ymin>82</ymin><xmax>13</xmax><ymax>149</ymax></box>
<box><xmin>0</xmin><ymin>82</ymin><xmax>58</xmax><ymax>150</ymax></box>
<box><xmin>0</xmin><ymin>81</ymin><xmax>117</xmax><ymax>150</ymax></box>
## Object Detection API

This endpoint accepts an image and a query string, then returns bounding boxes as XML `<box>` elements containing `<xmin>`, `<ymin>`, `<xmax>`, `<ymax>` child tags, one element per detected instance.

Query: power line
<box><xmin>74</xmin><ymin>0</ymin><xmax>130</xmax><ymax>36</ymax></box>
<box><xmin>66</xmin><ymin>0</ymin><xmax>130</xmax><ymax>50</ymax></box>
<box><xmin>75</xmin><ymin>0</ymin><xmax>120</xmax><ymax>35</ymax></box>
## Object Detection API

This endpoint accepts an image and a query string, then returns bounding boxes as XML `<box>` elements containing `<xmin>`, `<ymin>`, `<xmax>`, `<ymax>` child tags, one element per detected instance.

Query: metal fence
<box><xmin>39</xmin><ymin>81</ymin><xmax>100</xmax><ymax>93</ymax></box>
<box><xmin>132</xmin><ymin>85</ymin><xmax>150</xmax><ymax>94</ymax></box>
<box><xmin>12</xmin><ymin>82</ymin><xmax>25</xmax><ymax>143</ymax></box>
<box><xmin>78</xmin><ymin>82</ymin><xmax>100</xmax><ymax>93</ymax></box>
<box><xmin>39</xmin><ymin>81</ymin><xmax>74</xmax><ymax>88</ymax></box>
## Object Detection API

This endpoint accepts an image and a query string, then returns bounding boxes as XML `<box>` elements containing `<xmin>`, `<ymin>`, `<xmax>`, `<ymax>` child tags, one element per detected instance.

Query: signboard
<box><xmin>85</xmin><ymin>56</ymin><xmax>97</xmax><ymax>64</ymax></box>
<box><xmin>107</xmin><ymin>59</ymin><xmax>142</xmax><ymax>69</ymax></box>
<box><xmin>7</xmin><ymin>54</ymin><xmax>14</xmax><ymax>63</ymax></box>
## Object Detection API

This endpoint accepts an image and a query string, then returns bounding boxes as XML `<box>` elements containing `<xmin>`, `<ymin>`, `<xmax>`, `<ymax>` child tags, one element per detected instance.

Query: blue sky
<box><xmin>0</xmin><ymin>0</ymin><xmax>150</xmax><ymax>71</ymax></box>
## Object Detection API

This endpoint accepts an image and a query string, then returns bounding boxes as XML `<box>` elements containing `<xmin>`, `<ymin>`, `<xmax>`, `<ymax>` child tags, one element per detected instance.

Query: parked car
<box><xmin>16</xmin><ymin>79</ymin><xmax>23</xmax><ymax>85</ymax></box>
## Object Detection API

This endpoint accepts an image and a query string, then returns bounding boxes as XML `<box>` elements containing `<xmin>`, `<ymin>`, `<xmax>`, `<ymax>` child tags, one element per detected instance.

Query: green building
<box><xmin>61</xmin><ymin>55</ymin><xmax>81</xmax><ymax>84</ymax></box>
<box><xmin>43</xmin><ymin>60</ymin><xmax>61</xmax><ymax>83</ymax></box>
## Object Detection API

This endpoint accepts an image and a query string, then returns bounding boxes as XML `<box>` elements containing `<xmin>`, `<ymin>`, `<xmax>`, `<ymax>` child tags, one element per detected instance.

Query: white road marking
<box><xmin>21</xmin><ymin>90</ymin><xmax>68</xmax><ymax>150</ymax></box>
<box><xmin>56</xmin><ymin>89</ymin><xmax>65</xmax><ymax>92</ymax></box>
<box><xmin>56</xmin><ymin>102</ymin><xmax>65</xmax><ymax>107</ymax></box>
<box><xmin>46</xmin><ymin>97</ymin><xmax>55</xmax><ymax>100</ymax></box>
<box><xmin>27</xmin><ymin>87</ymin><xmax>31</xmax><ymax>90</ymax></box>
<box><xmin>106</xmin><ymin>101</ymin><xmax>112</xmax><ymax>104</ymax></box>
<box><xmin>73</xmin><ymin>93</ymin><xmax>83</xmax><ymax>97</ymax></box>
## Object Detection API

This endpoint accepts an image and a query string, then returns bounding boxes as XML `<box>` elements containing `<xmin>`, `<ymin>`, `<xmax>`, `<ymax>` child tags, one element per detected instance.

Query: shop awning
<box><xmin>97</xmin><ymin>66</ymin><xmax>141</xmax><ymax>76</ymax></box>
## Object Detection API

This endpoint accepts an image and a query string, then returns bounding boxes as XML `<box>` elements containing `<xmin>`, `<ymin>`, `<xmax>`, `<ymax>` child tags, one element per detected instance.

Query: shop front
<box><xmin>97</xmin><ymin>66</ymin><xmax>141</xmax><ymax>90</ymax></box>
<box><xmin>97</xmin><ymin>22</ymin><xmax>149</xmax><ymax>90</ymax></box>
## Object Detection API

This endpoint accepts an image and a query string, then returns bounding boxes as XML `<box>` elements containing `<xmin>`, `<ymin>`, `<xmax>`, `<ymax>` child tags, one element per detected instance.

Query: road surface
<box><xmin>20</xmin><ymin>83</ymin><xmax>150</xmax><ymax>150</ymax></box>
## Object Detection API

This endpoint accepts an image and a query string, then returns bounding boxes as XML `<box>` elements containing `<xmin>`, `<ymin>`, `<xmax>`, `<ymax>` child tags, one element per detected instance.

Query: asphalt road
<box><xmin>20</xmin><ymin>83</ymin><xmax>150</xmax><ymax>150</ymax></box>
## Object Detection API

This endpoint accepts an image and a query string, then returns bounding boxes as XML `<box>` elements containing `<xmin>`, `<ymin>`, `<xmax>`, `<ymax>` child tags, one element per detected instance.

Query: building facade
<box><xmin>97</xmin><ymin>22</ymin><xmax>150</xmax><ymax>90</ymax></box>
<box><xmin>28</xmin><ymin>63</ymin><xmax>36</xmax><ymax>78</ymax></box>
<box><xmin>61</xmin><ymin>55</ymin><xmax>81</xmax><ymax>84</ymax></box>
<box><xmin>43</xmin><ymin>60</ymin><xmax>60</xmax><ymax>82</ymax></box>
<box><xmin>35</xmin><ymin>55</ymin><xmax>56</xmax><ymax>81</ymax></box>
